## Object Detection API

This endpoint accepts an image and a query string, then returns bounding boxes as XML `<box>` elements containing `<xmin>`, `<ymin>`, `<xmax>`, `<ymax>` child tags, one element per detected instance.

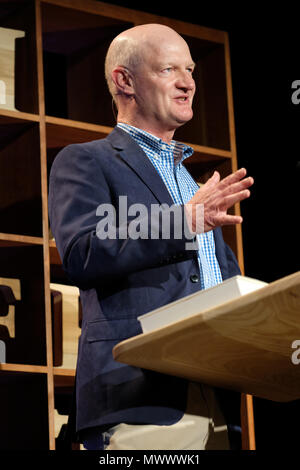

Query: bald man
<box><xmin>49</xmin><ymin>24</ymin><xmax>253</xmax><ymax>450</ymax></box>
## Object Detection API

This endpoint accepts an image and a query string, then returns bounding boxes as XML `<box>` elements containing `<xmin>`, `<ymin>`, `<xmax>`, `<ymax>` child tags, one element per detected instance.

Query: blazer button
<box><xmin>190</xmin><ymin>274</ymin><xmax>199</xmax><ymax>283</ymax></box>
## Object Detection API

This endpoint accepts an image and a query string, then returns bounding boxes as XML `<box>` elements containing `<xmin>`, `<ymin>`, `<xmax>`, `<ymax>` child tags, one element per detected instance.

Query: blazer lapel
<box><xmin>106</xmin><ymin>126</ymin><xmax>175</xmax><ymax>206</ymax></box>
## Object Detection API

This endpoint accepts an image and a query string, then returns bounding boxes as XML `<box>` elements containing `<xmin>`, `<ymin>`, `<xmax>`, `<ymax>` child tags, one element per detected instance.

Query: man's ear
<box><xmin>111</xmin><ymin>67</ymin><xmax>134</xmax><ymax>97</ymax></box>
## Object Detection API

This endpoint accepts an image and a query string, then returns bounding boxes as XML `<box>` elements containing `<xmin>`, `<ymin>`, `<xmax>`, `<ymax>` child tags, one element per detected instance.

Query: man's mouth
<box><xmin>175</xmin><ymin>96</ymin><xmax>189</xmax><ymax>102</ymax></box>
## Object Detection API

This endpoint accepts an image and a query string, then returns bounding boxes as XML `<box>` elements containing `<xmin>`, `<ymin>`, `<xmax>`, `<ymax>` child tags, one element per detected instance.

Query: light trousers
<box><xmin>84</xmin><ymin>382</ymin><xmax>230</xmax><ymax>450</ymax></box>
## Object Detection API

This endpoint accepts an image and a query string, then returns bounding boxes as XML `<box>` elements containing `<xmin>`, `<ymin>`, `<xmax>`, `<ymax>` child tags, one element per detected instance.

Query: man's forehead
<box><xmin>143</xmin><ymin>35</ymin><xmax>192</xmax><ymax>58</ymax></box>
<box><xmin>144</xmin><ymin>41</ymin><xmax>194</xmax><ymax>68</ymax></box>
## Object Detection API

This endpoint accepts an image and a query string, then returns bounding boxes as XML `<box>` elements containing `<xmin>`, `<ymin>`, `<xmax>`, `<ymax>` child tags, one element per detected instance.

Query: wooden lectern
<box><xmin>113</xmin><ymin>271</ymin><xmax>300</xmax><ymax>450</ymax></box>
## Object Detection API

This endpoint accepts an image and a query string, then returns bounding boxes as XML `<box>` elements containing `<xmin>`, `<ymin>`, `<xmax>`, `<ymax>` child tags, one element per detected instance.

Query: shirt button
<box><xmin>161</xmin><ymin>144</ymin><xmax>166</xmax><ymax>150</ymax></box>
<box><xmin>190</xmin><ymin>274</ymin><xmax>199</xmax><ymax>283</ymax></box>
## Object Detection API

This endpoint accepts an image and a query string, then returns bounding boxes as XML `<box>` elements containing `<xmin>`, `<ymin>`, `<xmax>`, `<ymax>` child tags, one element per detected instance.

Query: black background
<box><xmin>98</xmin><ymin>0</ymin><xmax>300</xmax><ymax>449</ymax></box>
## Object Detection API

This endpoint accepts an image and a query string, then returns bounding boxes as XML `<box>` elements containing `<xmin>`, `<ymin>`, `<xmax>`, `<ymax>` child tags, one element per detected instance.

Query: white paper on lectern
<box><xmin>138</xmin><ymin>275</ymin><xmax>268</xmax><ymax>333</ymax></box>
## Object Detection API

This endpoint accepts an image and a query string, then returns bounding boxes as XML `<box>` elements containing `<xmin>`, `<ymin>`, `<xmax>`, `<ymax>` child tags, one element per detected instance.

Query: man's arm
<box><xmin>49</xmin><ymin>143</ymin><xmax>195</xmax><ymax>288</ymax></box>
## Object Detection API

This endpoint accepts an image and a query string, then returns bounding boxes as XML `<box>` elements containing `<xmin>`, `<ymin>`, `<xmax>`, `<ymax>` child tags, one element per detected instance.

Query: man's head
<box><xmin>105</xmin><ymin>24</ymin><xmax>196</xmax><ymax>142</ymax></box>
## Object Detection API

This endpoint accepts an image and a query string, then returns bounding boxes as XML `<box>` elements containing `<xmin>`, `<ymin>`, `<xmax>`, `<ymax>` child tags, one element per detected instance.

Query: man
<box><xmin>49</xmin><ymin>24</ymin><xmax>253</xmax><ymax>450</ymax></box>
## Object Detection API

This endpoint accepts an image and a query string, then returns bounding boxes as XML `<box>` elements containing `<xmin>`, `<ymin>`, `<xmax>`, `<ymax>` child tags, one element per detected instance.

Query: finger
<box><xmin>222</xmin><ymin>189</ymin><xmax>251</xmax><ymax>209</ymax></box>
<box><xmin>191</xmin><ymin>171</ymin><xmax>220</xmax><ymax>202</ymax></box>
<box><xmin>218</xmin><ymin>168</ymin><xmax>247</xmax><ymax>189</ymax></box>
<box><xmin>216</xmin><ymin>214</ymin><xmax>243</xmax><ymax>226</ymax></box>
<box><xmin>204</xmin><ymin>170</ymin><xmax>220</xmax><ymax>188</ymax></box>
<box><xmin>211</xmin><ymin>170</ymin><xmax>221</xmax><ymax>182</ymax></box>
<box><xmin>222</xmin><ymin>176</ymin><xmax>254</xmax><ymax>197</ymax></box>
<box><xmin>207</xmin><ymin>213</ymin><xmax>243</xmax><ymax>230</ymax></box>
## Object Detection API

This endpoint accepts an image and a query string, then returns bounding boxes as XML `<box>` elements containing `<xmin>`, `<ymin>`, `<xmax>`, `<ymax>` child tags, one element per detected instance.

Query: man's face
<box><xmin>132</xmin><ymin>36</ymin><xmax>196</xmax><ymax>135</ymax></box>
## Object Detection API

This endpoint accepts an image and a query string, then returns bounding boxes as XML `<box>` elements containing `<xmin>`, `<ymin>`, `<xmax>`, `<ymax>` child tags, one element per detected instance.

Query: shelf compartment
<box><xmin>46</xmin><ymin>116</ymin><xmax>112</xmax><ymax>148</ymax></box>
<box><xmin>0</xmin><ymin>370</ymin><xmax>49</xmax><ymax>449</ymax></box>
<box><xmin>50</xmin><ymin>239</ymin><xmax>76</xmax><ymax>286</ymax></box>
<box><xmin>0</xmin><ymin>245</ymin><xmax>47</xmax><ymax>365</ymax></box>
<box><xmin>53</xmin><ymin>369</ymin><xmax>76</xmax><ymax>449</ymax></box>
<box><xmin>0</xmin><ymin>120</ymin><xmax>43</xmax><ymax>237</ymax></box>
<box><xmin>184</xmin><ymin>145</ymin><xmax>231</xmax><ymax>182</ymax></box>
<box><xmin>41</xmin><ymin>1</ymin><xmax>133</xmax><ymax>126</ymax></box>
<box><xmin>0</xmin><ymin>0</ymin><xmax>39</xmax><ymax>114</ymax></box>
<box><xmin>50</xmin><ymin>282</ymin><xmax>81</xmax><ymax>371</ymax></box>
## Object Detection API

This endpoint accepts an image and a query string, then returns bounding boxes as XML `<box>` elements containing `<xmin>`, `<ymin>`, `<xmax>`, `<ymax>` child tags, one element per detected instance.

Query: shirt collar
<box><xmin>116</xmin><ymin>122</ymin><xmax>193</xmax><ymax>165</ymax></box>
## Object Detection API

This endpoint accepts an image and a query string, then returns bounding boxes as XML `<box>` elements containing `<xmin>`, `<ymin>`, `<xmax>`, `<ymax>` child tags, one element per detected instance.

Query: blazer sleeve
<box><xmin>213</xmin><ymin>226</ymin><xmax>241</xmax><ymax>280</ymax></box>
<box><xmin>48</xmin><ymin>142</ymin><xmax>195</xmax><ymax>288</ymax></box>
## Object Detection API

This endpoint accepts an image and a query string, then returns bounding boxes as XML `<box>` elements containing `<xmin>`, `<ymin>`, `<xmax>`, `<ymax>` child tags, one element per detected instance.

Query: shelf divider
<box><xmin>35</xmin><ymin>0</ymin><xmax>56</xmax><ymax>451</ymax></box>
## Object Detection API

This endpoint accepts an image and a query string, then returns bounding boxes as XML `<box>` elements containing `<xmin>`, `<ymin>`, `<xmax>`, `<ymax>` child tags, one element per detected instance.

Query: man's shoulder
<box><xmin>50</xmin><ymin>129</ymin><xmax>121</xmax><ymax>176</ymax></box>
<box><xmin>59</xmin><ymin>133</ymin><xmax>113</xmax><ymax>158</ymax></box>
<box><xmin>54</xmin><ymin>126</ymin><xmax>133</xmax><ymax>161</ymax></box>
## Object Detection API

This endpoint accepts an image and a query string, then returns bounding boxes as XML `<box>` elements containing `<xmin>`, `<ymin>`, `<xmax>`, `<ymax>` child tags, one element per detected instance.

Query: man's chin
<box><xmin>174</xmin><ymin>111</ymin><xmax>194</xmax><ymax>127</ymax></box>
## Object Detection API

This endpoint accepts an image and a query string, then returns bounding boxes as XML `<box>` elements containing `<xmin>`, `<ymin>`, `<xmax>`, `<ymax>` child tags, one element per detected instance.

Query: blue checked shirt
<box><xmin>117</xmin><ymin>123</ymin><xmax>223</xmax><ymax>289</ymax></box>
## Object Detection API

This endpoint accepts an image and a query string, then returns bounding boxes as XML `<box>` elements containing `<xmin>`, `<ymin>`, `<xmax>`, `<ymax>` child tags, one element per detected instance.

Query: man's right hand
<box><xmin>184</xmin><ymin>168</ymin><xmax>254</xmax><ymax>233</ymax></box>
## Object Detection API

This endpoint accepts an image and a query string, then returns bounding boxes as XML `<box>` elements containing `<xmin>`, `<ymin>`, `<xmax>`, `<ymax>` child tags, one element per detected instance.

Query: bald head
<box><xmin>104</xmin><ymin>23</ymin><xmax>195</xmax><ymax>140</ymax></box>
<box><xmin>104</xmin><ymin>24</ymin><xmax>189</xmax><ymax>100</ymax></box>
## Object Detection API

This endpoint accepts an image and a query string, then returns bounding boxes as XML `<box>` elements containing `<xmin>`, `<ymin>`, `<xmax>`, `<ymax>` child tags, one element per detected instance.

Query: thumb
<box><xmin>205</xmin><ymin>170</ymin><xmax>220</xmax><ymax>187</ymax></box>
<box><xmin>212</xmin><ymin>170</ymin><xmax>220</xmax><ymax>181</ymax></box>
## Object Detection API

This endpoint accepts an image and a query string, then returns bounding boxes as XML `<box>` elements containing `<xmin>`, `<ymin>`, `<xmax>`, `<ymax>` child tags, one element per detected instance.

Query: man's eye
<box><xmin>162</xmin><ymin>67</ymin><xmax>173</xmax><ymax>73</ymax></box>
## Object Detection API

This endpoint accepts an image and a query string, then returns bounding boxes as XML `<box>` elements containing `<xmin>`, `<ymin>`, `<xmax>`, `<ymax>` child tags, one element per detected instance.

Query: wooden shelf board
<box><xmin>187</xmin><ymin>144</ymin><xmax>231</xmax><ymax>164</ymax></box>
<box><xmin>0</xmin><ymin>233</ymin><xmax>44</xmax><ymax>246</ymax></box>
<box><xmin>41</xmin><ymin>0</ymin><xmax>226</xmax><ymax>44</ymax></box>
<box><xmin>0</xmin><ymin>363</ymin><xmax>48</xmax><ymax>374</ymax></box>
<box><xmin>46</xmin><ymin>116</ymin><xmax>113</xmax><ymax>148</ymax></box>
<box><xmin>192</xmin><ymin>143</ymin><xmax>231</xmax><ymax>159</ymax></box>
<box><xmin>45</xmin><ymin>116</ymin><xmax>231</xmax><ymax>165</ymax></box>
<box><xmin>53</xmin><ymin>367</ymin><xmax>76</xmax><ymax>377</ymax></box>
<box><xmin>0</xmin><ymin>108</ymin><xmax>39</xmax><ymax>124</ymax></box>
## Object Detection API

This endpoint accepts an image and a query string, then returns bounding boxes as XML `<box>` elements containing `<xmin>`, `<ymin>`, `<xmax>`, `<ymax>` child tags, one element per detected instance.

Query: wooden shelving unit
<box><xmin>0</xmin><ymin>0</ymin><xmax>252</xmax><ymax>450</ymax></box>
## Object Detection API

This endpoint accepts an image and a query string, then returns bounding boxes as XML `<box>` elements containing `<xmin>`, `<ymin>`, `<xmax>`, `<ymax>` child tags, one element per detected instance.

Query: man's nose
<box><xmin>176</xmin><ymin>71</ymin><xmax>195</xmax><ymax>92</ymax></box>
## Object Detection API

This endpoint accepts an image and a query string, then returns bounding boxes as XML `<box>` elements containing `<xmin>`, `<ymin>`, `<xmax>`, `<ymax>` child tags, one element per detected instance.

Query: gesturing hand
<box><xmin>184</xmin><ymin>168</ymin><xmax>254</xmax><ymax>233</ymax></box>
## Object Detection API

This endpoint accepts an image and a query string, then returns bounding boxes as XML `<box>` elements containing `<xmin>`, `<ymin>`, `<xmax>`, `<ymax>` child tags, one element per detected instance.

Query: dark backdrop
<box><xmin>99</xmin><ymin>0</ymin><xmax>300</xmax><ymax>449</ymax></box>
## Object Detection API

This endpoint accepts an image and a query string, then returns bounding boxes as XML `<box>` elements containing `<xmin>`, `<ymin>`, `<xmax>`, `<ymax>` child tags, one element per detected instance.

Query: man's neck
<box><xmin>116</xmin><ymin>116</ymin><xmax>175</xmax><ymax>144</ymax></box>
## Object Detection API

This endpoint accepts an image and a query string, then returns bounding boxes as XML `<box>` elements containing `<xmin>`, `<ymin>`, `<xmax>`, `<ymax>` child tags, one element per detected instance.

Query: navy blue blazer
<box><xmin>48</xmin><ymin>126</ymin><xmax>241</xmax><ymax>436</ymax></box>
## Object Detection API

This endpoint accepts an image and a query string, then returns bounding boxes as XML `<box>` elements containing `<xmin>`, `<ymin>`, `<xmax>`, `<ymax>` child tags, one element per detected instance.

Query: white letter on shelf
<box><xmin>0</xmin><ymin>340</ymin><xmax>6</xmax><ymax>363</ymax></box>
<box><xmin>0</xmin><ymin>80</ymin><xmax>6</xmax><ymax>104</ymax></box>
